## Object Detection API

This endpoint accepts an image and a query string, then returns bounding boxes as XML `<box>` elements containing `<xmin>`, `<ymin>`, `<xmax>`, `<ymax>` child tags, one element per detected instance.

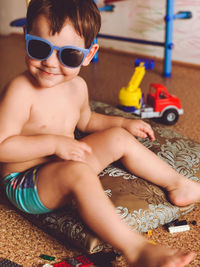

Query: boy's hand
<box><xmin>55</xmin><ymin>136</ymin><xmax>92</xmax><ymax>163</ymax></box>
<box><xmin>122</xmin><ymin>119</ymin><xmax>155</xmax><ymax>141</ymax></box>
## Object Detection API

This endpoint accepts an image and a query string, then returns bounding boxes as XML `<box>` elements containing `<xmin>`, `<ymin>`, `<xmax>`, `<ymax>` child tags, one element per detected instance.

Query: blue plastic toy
<box><xmin>164</xmin><ymin>0</ymin><xmax>192</xmax><ymax>77</ymax></box>
<box><xmin>10</xmin><ymin>18</ymin><xmax>27</xmax><ymax>27</ymax></box>
<box><xmin>135</xmin><ymin>58</ymin><xmax>155</xmax><ymax>70</ymax></box>
<box><xmin>99</xmin><ymin>4</ymin><xmax>115</xmax><ymax>12</ymax></box>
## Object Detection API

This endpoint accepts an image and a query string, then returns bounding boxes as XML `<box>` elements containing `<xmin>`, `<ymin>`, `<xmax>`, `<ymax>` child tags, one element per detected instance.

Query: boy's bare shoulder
<box><xmin>70</xmin><ymin>75</ymin><xmax>88</xmax><ymax>99</ymax></box>
<box><xmin>0</xmin><ymin>72</ymin><xmax>36</xmax><ymax>127</ymax></box>
<box><xmin>7</xmin><ymin>71</ymin><xmax>34</xmax><ymax>89</ymax></box>
<box><xmin>70</xmin><ymin>75</ymin><xmax>88</xmax><ymax>91</ymax></box>
<box><xmin>1</xmin><ymin>71</ymin><xmax>35</xmax><ymax>100</ymax></box>
<box><xmin>0</xmin><ymin>72</ymin><xmax>36</xmax><ymax>144</ymax></box>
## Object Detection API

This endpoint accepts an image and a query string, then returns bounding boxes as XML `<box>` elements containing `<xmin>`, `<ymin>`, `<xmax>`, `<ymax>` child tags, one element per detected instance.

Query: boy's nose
<box><xmin>42</xmin><ymin>50</ymin><xmax>60</xmax><ymax>68</ymax></box>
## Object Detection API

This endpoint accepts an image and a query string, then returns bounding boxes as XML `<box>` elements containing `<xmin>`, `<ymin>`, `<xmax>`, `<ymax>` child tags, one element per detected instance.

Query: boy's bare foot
<box><xmin>128</xmin><ymin>242</ymin><xmax>196</xmax><ymax>267</ymax></box>
<box><xmin>167</xmin><ymin>177</ymin><xmax>200</xmax><ymax>207</ymax></box>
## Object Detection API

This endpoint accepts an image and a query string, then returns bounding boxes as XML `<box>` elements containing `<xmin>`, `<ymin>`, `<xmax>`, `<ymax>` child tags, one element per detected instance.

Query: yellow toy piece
<box><xmin>147</xmin><ymin>230</ymin><xmax>152</xmax><ymax>236</ymax></box>
<box><xmin>119</xmin><ymin>63</ymin><xmax>145</xmax><ymax>109</ymax></box>
<box><xmin>148</xmin><ymin>240</ymin><xmax>157</xmax><ymax>245</ymax></box>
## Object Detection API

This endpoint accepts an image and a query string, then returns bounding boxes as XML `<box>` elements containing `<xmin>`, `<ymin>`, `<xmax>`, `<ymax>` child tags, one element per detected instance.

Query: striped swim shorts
<box><xmin>3</xmin><ymin>166</ymin><xmax>53</xmax><ymax>214</ymax></box>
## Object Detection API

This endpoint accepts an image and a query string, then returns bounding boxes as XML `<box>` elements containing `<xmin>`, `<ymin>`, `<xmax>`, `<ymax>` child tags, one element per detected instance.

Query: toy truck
<box><xmin>119</xmin><ymin>62</ymin><xmax>183</xmax><ymax>125</ymax></box>
<box><xmin>133</xmin><ymin>83</ymin><xmax>184</xmax><ymax>125</ymax></box>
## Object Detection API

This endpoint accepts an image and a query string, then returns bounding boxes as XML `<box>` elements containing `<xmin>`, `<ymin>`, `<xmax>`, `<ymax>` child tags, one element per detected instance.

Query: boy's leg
<box><xmin>37</xmin><ymin>160</ymin><xmax>195</xmax><ymax>266</ymax></box>
<box><xmin>81</xmin><ymin>127</ymin><xmax>200</xmax><ymax>207</ymax></box>
<box><xmin>38</xmin><ymin>127</ymin><xmax>200</xmax><ymax>209</ymax></box>
<box><xmin>36</xmin><ymin>127</ymin><xmax>198</xmax><ymax>265</ymax></box>
<box><xmin>38</xmin><ymin>160</ymin><xmax>144</xmax><ymax>256</ymax></box>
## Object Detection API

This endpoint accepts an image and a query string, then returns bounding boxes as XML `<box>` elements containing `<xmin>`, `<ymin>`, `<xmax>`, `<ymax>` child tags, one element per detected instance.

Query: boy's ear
<box><xmin>82</xmin><ymin>44</ymin><xmax>99</xmax><ymax>66</ymax></box>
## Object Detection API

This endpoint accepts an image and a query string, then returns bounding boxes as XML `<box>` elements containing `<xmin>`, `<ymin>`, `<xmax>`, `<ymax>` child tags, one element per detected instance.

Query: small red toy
<box><xmin>133</xmin><ymin>83</ymin><xmax>183</xmax><ymax>125</ymax></box>
<box><xmin>52</xmin><ymin>255</ymin><xmax>93</xmax><ymax>267</ymax></box>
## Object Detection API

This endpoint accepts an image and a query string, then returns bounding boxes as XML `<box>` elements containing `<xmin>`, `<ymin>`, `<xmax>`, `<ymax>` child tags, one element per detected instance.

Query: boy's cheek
<box><xmin>25</xmin><ymin>55</ymin><xmax>82</xmax><ymax>85</ymax></box>
<box><xmin>25</xmin><ymin>55</ymin><xmax>36</xmax><ymax>69</ymax></box>
<box><xmin>25</xmin><ymin>56</ymin><xmax>44</xmax><ymax>77</ymax></box>
<box><xmin>25</xmin><ymin>56</ymin><xmax>33</xmax><ymax>73</ymax></box>
<box><xmin>61</xmin><ymin>65</ymin><xmax>81</xmax><ymax>79</ymax></box>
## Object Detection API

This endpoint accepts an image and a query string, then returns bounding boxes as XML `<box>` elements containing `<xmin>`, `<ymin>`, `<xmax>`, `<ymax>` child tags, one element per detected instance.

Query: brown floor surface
<box><xmin>0</xmin><ymin>34</ymin><xmax>200</xmax><ymax>266</ymax></box>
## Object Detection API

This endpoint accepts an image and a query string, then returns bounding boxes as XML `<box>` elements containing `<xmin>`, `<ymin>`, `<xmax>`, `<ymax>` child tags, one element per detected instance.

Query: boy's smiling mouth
<box><xmin>38</xmin><ymin>68</ymin><xmax>61</xmax><ymax>76</ymax></box>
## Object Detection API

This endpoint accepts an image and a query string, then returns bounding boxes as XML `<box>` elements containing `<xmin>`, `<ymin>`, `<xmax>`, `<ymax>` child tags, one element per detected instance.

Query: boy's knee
<box><xmin>106</xmin><ymin>127</ymin><xmax>135</xmax><ymax>150</ymax></box>
<box><xmin>56</xmin><ymin>161</ymin><xmax>94</xmax><ymax>190</ymax></box>
<box><xmin>110</xmin><ymin>126</ymin><xmax>129</xmax><ymax>137</ymax></box>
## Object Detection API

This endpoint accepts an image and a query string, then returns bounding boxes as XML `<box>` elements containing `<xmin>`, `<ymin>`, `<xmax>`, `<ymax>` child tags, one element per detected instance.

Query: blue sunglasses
<box><xmin>25</xmin><ymin>30</ymin><xmax>90</xmax><ymax>68</ymax></box>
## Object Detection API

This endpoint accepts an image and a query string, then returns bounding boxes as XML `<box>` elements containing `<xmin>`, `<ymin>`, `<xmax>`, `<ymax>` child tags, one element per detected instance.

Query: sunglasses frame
<box><xmin>25</xmin><ymin>30</ymin><xmax>90</xmax><ymax>68</ymax></box>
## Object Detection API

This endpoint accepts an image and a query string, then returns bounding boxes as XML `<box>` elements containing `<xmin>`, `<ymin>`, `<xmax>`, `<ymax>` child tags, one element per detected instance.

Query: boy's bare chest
<box><xmin>22</xmin><ymin>92</ymin><xmax>80</xmax><ymax>136</ymax></box>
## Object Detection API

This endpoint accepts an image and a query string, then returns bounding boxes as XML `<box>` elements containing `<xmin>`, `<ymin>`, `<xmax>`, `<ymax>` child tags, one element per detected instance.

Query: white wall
<box><xmin>99</xmin><ymin>0</ymin><xmax>200</xmax><ymax>65</ymax></box>
<box><xmin>0</xmin><ymin>0</ymin><xmax>199</xmax><ymax>65</ymax></box>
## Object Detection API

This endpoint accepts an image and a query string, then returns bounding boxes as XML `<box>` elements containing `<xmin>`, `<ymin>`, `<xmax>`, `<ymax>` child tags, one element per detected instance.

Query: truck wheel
<box><xmin>162</xmin><ymin>109</ymin><xmax>179</xmax><ymax>125</ymax></box>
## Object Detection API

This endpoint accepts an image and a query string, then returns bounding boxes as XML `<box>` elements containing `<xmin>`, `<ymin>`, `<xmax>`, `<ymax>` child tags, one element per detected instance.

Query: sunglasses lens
<box><xmin>61</xmin><ymin>48</ymin><xmax>84</xmax><ymax>67</ymax></box>
<box><xmin>28</xmin><ymin>39</ymin><xmax>51</xmax><ymax>60</ymax></box>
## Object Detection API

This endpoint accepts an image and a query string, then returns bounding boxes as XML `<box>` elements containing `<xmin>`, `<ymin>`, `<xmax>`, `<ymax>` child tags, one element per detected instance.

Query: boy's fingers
<box><xmin>71</xmin><ymin>151</ymin><xmax>87</xmax><ymax>163</ymax></box>
<box><xmin>138</xmin><ymin>131</ymin><xmax>147</xmax><ymax>138</ymax></box>
<box><xmin>142</xmin><ymin>123</ymin><xmax>155</xmax><ymax>140</ymax></box>
<box><xmin>71</xmin><ymin>156</ymin><xmax>86</xmax><ymax>164</ymax></box>
<box><xmin>79</xmin><ymin>141</ymin><xmax>92</xmax><ymax>153</ymax></box>
<box><xmin>138</xmin><ymin>126</ymin><xmax>155</xmax><ymax>140</ymax></box>
<box><xmin>148</xmin><ymin>130</ymin><xmax>155</xmax><ymax>141</ymax></box>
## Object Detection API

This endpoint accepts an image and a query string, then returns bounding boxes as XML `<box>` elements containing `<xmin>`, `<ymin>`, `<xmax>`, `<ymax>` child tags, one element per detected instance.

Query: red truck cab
<box><xmin>121</xmin><ymin>82</ymin><xmax>183</xmax><ymax>125</ymax></box>
<box><xmin>147</xmin><ymin>83</ymin><xmax>181</xmax><ymax>112</ymax></box>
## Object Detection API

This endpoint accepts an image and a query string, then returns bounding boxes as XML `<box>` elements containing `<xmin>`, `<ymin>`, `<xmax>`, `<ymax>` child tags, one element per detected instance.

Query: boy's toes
<box><xmin>162</xmin><ymin>251</ymin><xmax>195</xmax><ymax>267</ymax></box>
<box><xmin>179</xmin><ymin>252</ymin><xmax>196</xmax><ymax>266</ymax></box>
<box><xmin>171</xmin><ymin>251</ymin><xmax>196</xmax><ymax>267</ymax></box>
<box><xmin>168</xmin><ymin>186</ymin><xmax>199</xmax><ymax>207</ymax></box>
<box><xmin>169</xmin><ymin>179</ymin><xmax>200</xmax><ymax>207</ymax></box>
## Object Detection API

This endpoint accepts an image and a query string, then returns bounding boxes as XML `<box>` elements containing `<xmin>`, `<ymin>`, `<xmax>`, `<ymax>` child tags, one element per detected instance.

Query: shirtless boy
<box><xmin>0</xmin><ymin>0</ymin><xmax>199</xmax><ymax>266</ymax></box>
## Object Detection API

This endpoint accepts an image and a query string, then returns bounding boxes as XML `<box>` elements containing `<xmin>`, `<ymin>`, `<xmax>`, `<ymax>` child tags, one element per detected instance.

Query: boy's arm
<box><xmin>82</xmin><ymin>111</ymin><xmax>154</xmax><ymax>140</ymax></box>
<box><xmin>77</xmin><ymin>91</ymin><xmax>155</xmax><ymax>140</ymax></box>
<box><xmin>76</xmin><ymin>81</ymin><xmax>125</xmax><ymax>132</ymax></box>
<box><xmin>0</xmin><ymin>79</ymin><xmax>56</xmax><ymax>162</ymax></box>
<box><xmin>0</xmin><ymin>78</ymin><xmax>91</xmax><ymax>163</ymax></box>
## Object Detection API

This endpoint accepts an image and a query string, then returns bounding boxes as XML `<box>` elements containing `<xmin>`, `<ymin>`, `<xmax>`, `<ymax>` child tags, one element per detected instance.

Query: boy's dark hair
<box><xmin>26</xmin><ymin>0</ymin><xmax>101</xmax><ymax>48</ymax></box>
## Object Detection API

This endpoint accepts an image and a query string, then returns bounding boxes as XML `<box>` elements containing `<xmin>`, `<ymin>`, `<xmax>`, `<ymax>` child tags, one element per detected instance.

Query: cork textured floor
<box><xmin>0</xmin><ymin>34</ymin><xmax>200</xmax><ymax>266</ymax></box>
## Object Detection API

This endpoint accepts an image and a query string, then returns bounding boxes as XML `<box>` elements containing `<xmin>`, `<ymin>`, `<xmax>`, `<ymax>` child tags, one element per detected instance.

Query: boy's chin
<box><xmin>33</xmin><ymin>73</ymin><xmax>63</xmax><ymax>88</ymax></box>
<box><xmin>37</xmin><ymin>80</ymin><xmax>55</xmax><ymax>88</ymax></box>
